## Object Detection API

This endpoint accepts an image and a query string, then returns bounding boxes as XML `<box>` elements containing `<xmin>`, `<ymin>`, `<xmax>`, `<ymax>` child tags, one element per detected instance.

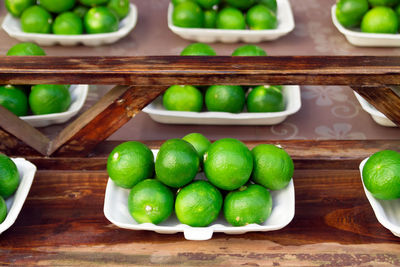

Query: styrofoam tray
<box><xmin>353</xmin><ymin>92</ymin><xmax>397</xmax><ymax>127</ymax></box>
<box><xmin>359</xmin><ymin>157</ymin><xmax>400</xmax><ymax>237</ymax></box>
<box><xmin>0</xmin><ymin>158</ymin><xmax>37</xmax><ymax>235</ymax></box>
<box><xmin>20</xmin><ymin>84</ymin><xmax>89</xmax><ymax>127</ymax></box>
<box><xmin>168</xmin><ymin>0</ymin><xmax>295</xmax><ymax>43</ymax></box>
<box><xmin>332</xmin><ymin>5</ymin><xmax>400</xmax><ymax>47</ymax></box>
<box><xmin>143</xmin><ymin>85</ymin><xmax>301</xmax><ymax>125</ymax></box>
<box><xmin>104</xmin><ymin>149</ymin><xmax>295</xmax><ymax>241</ymax></box>
<box><xmin>1</xmin><ymin>4</ymin><xmax>137</xmax><ymax>46</ymax></box>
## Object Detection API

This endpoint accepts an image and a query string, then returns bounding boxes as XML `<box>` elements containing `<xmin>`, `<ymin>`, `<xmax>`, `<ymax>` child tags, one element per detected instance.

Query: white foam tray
<box><xmin>143</xmin><ymin>85</ymin><xmax>301</xmax><ymax>125</ymax></box>
<box><xmin>359</xmin><ymin>157</ymin><xmax>400</xmax><ymax>237</ymax></box>
<box><xmin>20</xmin><ymin>84</ymin><xmax>89</xmax><ymax>127</ymax></box>
<box><xmin>104</xmin><ymin>150</ymin><xmax>295</xmax><ymax>240</ymax></box>
<box><xmin>353</xmin><ymin>91</ymin><xmax>397</xmax><ymax>127</ymax></box>
<box><xmin>0</xmin><ymin>158</ymin><xmax>37</xmax><ymax>235</ymax></box>
<box><xmin>332</xmin><ymin>5</ymin><xmax>400</xmax><ymax>47</ymax></box>
<box><xmin>168</xmin><ymin>0</ymin><xmax>295</xmax><ymax>43</ymax></box>
<box><xmin>2</xmin><ymin>4</ymin><xmax>137</xmax><ymax>46</ymax></box>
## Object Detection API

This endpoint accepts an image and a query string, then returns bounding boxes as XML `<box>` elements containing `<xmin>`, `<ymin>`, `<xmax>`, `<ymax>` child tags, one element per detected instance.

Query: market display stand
<box><xmin>0</xmin><ymin>56</ymin><xmax>399</xmax><ymax>265</ymax></box>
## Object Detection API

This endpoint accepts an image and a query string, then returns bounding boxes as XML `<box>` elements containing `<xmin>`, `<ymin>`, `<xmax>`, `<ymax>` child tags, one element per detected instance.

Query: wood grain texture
<box><xmin>1</xmin><ymin>169</ymin><xmax>399</xmax><ymax>266</ymax></box>
<box><xmin>0</xmin><ymin>56</ymin><xmax>400</xmax><ymax>85</ymax></box>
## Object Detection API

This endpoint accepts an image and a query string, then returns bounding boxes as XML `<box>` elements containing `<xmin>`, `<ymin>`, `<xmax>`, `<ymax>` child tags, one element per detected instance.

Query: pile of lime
<box><xmin>0</xmin><ymin>154</ymin><xmax>21</xmax><ymax>224</ymax></box>
<box><xmin>5</xmin><ymin>0</ymin><xmax>130</xmax><ymax>34</ymax></box>
<box><xmin>162</xmin><ymin>43</ymin><xmax>285</xmax><ymax>114</ymax></box>
<box><xmin>172</xmin><ymin>0</ymin><xmax>278</xmax><ymax>30</ymax></box>
<box><xmin>362</xmin><ymin>150</ymin><xmax>400</xmax><ymax>200</ymax></box>
<box><xmin>107</xmin><ymin>133</ymin><xmax>294</xmax><ymax>227</ymax></box>
<box><xmin>336</xmin><ymin>0</ymin><xmax>400</xmax><ymax>34</ymax></box>
<box><xmin>0</xmin><ymin>43</ymin><xmax>71</xmax><ymax>117</ymax></box>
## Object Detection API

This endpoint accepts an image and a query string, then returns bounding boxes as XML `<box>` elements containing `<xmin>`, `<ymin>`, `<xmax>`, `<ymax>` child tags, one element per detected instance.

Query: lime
<box><xmin>361</xmin><ymin>6</ymin><xmax>399</xmax><ymax>33</ymax></box>
<box><xmin>216</xmin><ymin>7</ymin><xmax>246</xmax><ymax>29</ymax></box>
<box><xmin>204</xmin><ymin>9</ymin><xmax>218</xmax><ymax>28</ymax></box>
<box><xmin>246</xmin><ymin>4</ymin><xmax>277</xmax><ymax>30</ymax></box>
<box><xmin>224</xmin><ymin>184</ymin><xmax>272</xmax><ymax>226</ymax></box>
<box><xmin>21</xmin><ymin>6</ymin><xmax>53</xmax><ymax>34</ymax></box>
<box><xmin>172</xmin><ymin>0</ymin><xmax>192</xmax><ymax>6</ymax></box>
<box><xmin>107</xmin><ymin>0</ymin><xmax>130</xmax><ymax>19</ymax></box>
<box><xmin>175</xmin><ymin>180</ymin><xmax>222</xmax><ymax>227</ymax></box>
<box><xmin>204</xmin><ymin>138</ymin><xmax>253</xmax><ymax>190</ymax></box>
<box><xmin>251</xmin><ymin>144</ymin><xmax>294</xmax><ymax>190</ymax></box>
<box><xmin>29</xmin><ymin>84</ymin><xmax>71</xmax><ymax>115</ymax></box>
<box><xmin>163</xmin><ymin>85</ymin><xmax>203</xmax><ymax>112</ymax></box>
<box><xmin>40</xmin><ymin>0</ymin><xmax>76</xmax><ymax>13</ymax></box>
<box><xmin>258</xmin><ymin>0</ymin><xmax>277</xmax><ymax>13</ymax></box>
<box><xmin>173</xmin><ymin>2</ymin><xmax>204</xmax><ymax>28</ymax></box>
<box><xmin>3</xmin><ymin>85</ymin><xmax>30</xmax><ymax>96</ymax></box>
<box><xmin>369</xmin><ymin>0</ymin><xmax>399</xmax><ymax>6</ymax></box>
<box><xmin>0</xmin><ymin>196</ymin><xmax>6</xmax><ymax>224</ymax></box>
<box><xmin>182</xmin><ymin>133</ymin><xmax>211</xmax><ymax>164</ymax></box>
<box><xmin>196</xmin><ymin>0</ymin><xmax>220</xmax><ymax>9</ymax></box>
<box><xmin>247</xmin><ymin>85</ymin><xmax>285</xmax><ymax>112</ymax></box>
<box><xmin>84</xmin><ymin>7</ymin><xmax>119</xmax><ymax>34</ymax></box>
<box><xmin>73</xmin><ymin>5</ymin><xmax>89</xmax><ymax>18</ymax></box>
<box><xmin>225</xmin><ymin>0</ymin><xmax>256</xmax><ymax>10</ymax></box>
<box><xmin>180</xmin><ymin>43</ymin><xmax>216</xmax><ymax>56</ymax></box>
<box><xmin>0</xmin><ymin>154</ymin><xmax>20</xmax><ymax>199</ymax></box>
<box><xmin>107</xmin><ymin>141</ymin><xmax>154</xmax><ymax>189</ymax></box>
<box><xmin>363</xmin><ymin>150</ymin><xmax>400</xmax><ymax>200</ymax></box>
<box><xmin>155</xmin><ymin>139</ymin><xmax>200</xmax><ymax>188</ymax></box>
<box><xmin>270</xmin><ymin>85</ymin><xmax>283</xmax><ymax>91</ymax></box>
<box><xmin>232</xmin><ymin>44</ymin><xmax>267</xmax><ymax>56</ymax></box>
<box><xmin>5</xmin><ymin>0</ymin><xmax>35</xmax><ymax>17</ymax></box>
<box><xmin>79</xmin><ymin>0</ymin><xmax>110</xmax><ymax>6</ymax></box>
<box><xmin>336</xmin><ymin>0</ymin><xmax>369</xmax><ymax>27</ymax></box>
<box><xmin>205</xmin><ymin>85</ymin><xmax>245</xmax><ymax>113</ymax></box>
<box><xmin>0</xmin><ymin>85</ymin><xmax>28</xmax><ymax>116</ymax></box>
<box><xmin>6</xmin><ymin>42</ymin><xmax>46</xmax><ymax>56</ymax></box>
<box><xmin>53</xmin><ymin>12</ymin><xmax>83</xmax><ymax>35</ymax></box>
<box><xmin>128</xmin><ymin>179</ymin><xmax>174</xmax><ymax>224</ymax></box>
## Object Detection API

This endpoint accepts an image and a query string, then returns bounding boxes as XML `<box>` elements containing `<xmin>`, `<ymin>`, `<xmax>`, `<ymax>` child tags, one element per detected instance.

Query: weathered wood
<box><xmin>352</xmin><ymin>86</ymin><xmax>400</xmax><ymax>126</ymax></box>
<box><xmin>0</xmin><ymin>56</ymin><xmax>400</xmax><ymax>85</ymax></box>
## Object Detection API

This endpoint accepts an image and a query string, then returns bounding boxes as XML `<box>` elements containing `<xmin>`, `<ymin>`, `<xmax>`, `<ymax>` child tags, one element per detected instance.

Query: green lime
<box><xmin>251</xmin><ymin>144</ymin><xmax>294</xmax><ymax>190</ymax></box>
<box><xmin>6</xmin><ymin>42</ymin><xmax>46</xmax><ymax>56</ymax></box>
<box><xmin>107</xmin><ymin>141</ymin><xmax>154</xmax><ymax>189</ymax></box>
<box><xmin>175</xmin><ymin>180</ymin><xmax>222</xmax><ymax>227</ymax></box>
<box><xmin>172</xmin><ymin>0</ymin><xmax>192</xmax><ymax>6</ymax></box>
<box><xmin>3</xmin><ymin>85</ymin><xmax>30</xmax><ymax>96</ymax></box>
<box><xmin>0</xmin><ymin>85</ymin><xmax>28</xmax><ymax>116</ymax></box>
<box><xmin>107</xmin><ymin>0</ymin><xmax>130</xmax><ymax>19</ymax></box>
<box><xmin>204</xmin><ymin>9</ymin><xmax>218</xmax><ymax>28</ymax></box>
<box><xmin>258</xmin><ymin>0</ymin><xmax>277</xmax><ymax>13</ymax></box>
<box><xmin>5</xmin><ymin>0</ymin><xmax>35</xmax><ymax>17</ymax></box>
<box><xmin>336</xmin><ymin>0</ymin><xmax>369</xmax><ymax>27</ymax></box>
<box><xmin>195</xmin><ymin>0</ymin><xmax>220</xmax><ymax>9</ymax></box>
<box><xmin>40</xmin><ymin>0</ymin><xmax>76</xmax><ymax>13</ymax></box>
<box><xmin>163</xmin><ymin>85</ymin><xmax>203</xmax><ymax>112</ymax></box>
<box><xmin>155</xmin><ymin>139</ymin><xmax>200</xmax><ymax>188</ymax></box>
<box><xmin>205</xmin><ymin>85</ymin><xmax>245</xmax><ymax>113</ymax></box>
<box><xmin>270</xmin><ymin>85</ymin><xmax>283</xmax><ymax>91</ymax></box>
<box><xmin>172</xmin><ymin>2</ymin><xmax>204</xmax><ymax>28</ymax></box>
<box><xmin>84</xmin><ymin>7</ymin><xmax>119</xmax><ymax>34</ymax></box>
<box><xmin>224</xmin><ymin>184</ymin><xmax>272</xmax><ymax>226</ymax></box>
<box><xmin>246</xmin><ymin>4</ymin><xmax>277</xmax><ymax>30</ymax></box>
<box><xmin>128</xmin><ymin>179</ymin><xmax>174</xmax><ymax>224</ymax></box>
<box><xmin>232</xmin><ymin>44</ymin><xmax>267</xmax><ymax>56</ymax></box>
<box><xmin>21</xmin><ymin>5</ymin><xmax>53</xmax><ymax>34</ymax></box>
<box><xmin>361</xmin><ymin>6</ymin><xmax>399</xmax><ymax>33</ymax></box>
<box><xmin>79</xmin><ymin>0</ymin><xmax>110</xmax><ymax>6</ymax></box>
<box><xmin>204</xmin><ymin>138</ymin><xmax>253</xmax><ymax>190</ymax></box>
<box><xmin>363</xmin><ymin>150</ymin><xmax>400</xmax><ymax>200</ymax></box>
<box><xmin>73</xmin><ymin>5</ymin><xmax>89</xmax><ymax>18</ymax></box>
<box><xmin>29</xmin><ymin>84</ymin><xmax>71</xmax><ymax>115</ymax></box>
<box><xmin>53</xmin><ymin>12</ymin><xmax>83</xmax><ymax>35</ymax></box>
<box><xmin>0</xmin><ymin>154</ymin><xmax>20</xmax><ymax>199</ymax></box>
<box><xmin>0</xmin><ymin>196</ymin><xmax>6</xmax><ymax>224</ymax></box>
<box><xmin>369</xmin><ymin>0</ymin><xmax>399</xmax><ymax>6</ymax></box>
<box><xmin>216</xmin><ymin>7</ymin><xmax>246</xmax><ymax>29</ymax></box>
<box><xmin>182</xmin><ymin>133</ymin><xmax>211</xmax><ymax>164</ymax></box>
<box><xmin>225</xmin><ymin>0</ymin><xmax>256</xmax><ymax>10</ymax></box>
<box><xmin>180</xmin><ymin>43</ymin><xmax>216</xmax><ymax>55</ymax></box>
<box><xmin>247</xmin><ymin>85</ymin><xmax>285</xmax><ymax>112</ymax></box>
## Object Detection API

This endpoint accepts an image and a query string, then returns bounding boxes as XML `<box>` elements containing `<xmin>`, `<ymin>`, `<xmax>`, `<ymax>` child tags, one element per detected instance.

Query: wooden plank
<box><xmin>1</xmin><ymin>56</ymin><xmax>400</xmax><ymax>85</ymax></box>
<box><xmin>49</xmin><ymin>85</ymin><xmax>166</xmax><ymax>156</ymax></box>
<box><xmin>352</xmin><ymin>86</ymin><xmax>400</xmax><ymax>126</ymax></box>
